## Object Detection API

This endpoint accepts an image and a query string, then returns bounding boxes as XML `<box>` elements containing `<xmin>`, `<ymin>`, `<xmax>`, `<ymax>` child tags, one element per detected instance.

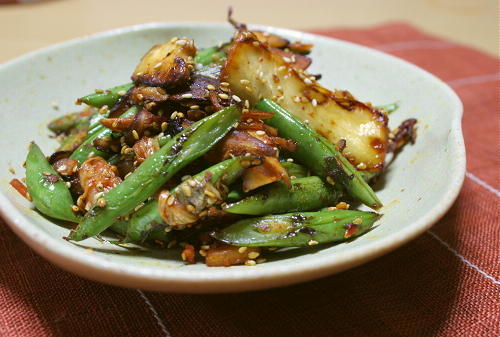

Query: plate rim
<box><xmin>0</xmin><ymin>22</ymin><xmax>465</xmax><ymax>293</ymax></box>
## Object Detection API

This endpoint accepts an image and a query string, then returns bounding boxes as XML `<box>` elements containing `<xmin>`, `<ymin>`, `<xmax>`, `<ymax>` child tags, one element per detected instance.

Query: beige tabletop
<box><xmin>0</xmin><ymin>0</ymin><xmax>497</xmax><ymax>63</ymax></box>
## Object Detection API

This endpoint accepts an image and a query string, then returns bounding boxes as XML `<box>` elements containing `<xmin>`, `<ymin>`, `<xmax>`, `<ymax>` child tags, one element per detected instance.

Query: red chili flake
<box><xmin>343</xmin><ymin>223</ymin><xmax>359</xmax><ymax>239</ymax></box>
<box><xmin>9</xmin><ymin>178</ymin><xmax>30</xmax><ymax>200</ymax></box>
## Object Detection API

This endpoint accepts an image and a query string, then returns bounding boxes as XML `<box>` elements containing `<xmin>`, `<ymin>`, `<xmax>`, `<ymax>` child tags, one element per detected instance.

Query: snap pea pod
<box><xmin>194</xmin><ymin>47</ymin><xmax>226</xmax><ymax>65</ymax></box>
<box><xmin>124</xmin><ymin>156</ymin><xmax>256</xmax><ymax>243</ymax></box>
<box><xmin>48</xmin><ymin>112</ymin><xmax>82</xmax><ymax>133</ymax></box>
<box><xmin>224</xmin><ymin>176</ymin><xmax>342</xmax><ymax>215</ymax></box>
<box><xmin>212</xmin><ymin>209</ymin><xmax>379</xmax><ymax>247</ymax></box>
<box><xmin>70</xmin><ymin>106</ymin><xmax>139</xmax><ymax>164</ymax></box>
<box><xmin>68</xmin><ymin>106</ymin><xmax>240</xmax><ymax>241</ymax></box>
<box><xmin>25</xmin><ymin>142</ymin><xmax>79</xmax><ymax>222</ymax></box>
<box><xmin>255</xmin><ymin>99</ymin><xmax>382</xmax><ymax>209</ymax></box>
<box><xmin>78</xmin><ymin>83</ymin><xmax>133</xmax><ymax>108</ymax></box>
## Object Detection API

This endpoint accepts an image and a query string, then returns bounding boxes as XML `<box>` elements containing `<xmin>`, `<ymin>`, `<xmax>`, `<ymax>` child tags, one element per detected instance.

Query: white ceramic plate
<box><xmin>0</xmin><ymin>23</ymin><xmax>465</xmax><ymax>293</ymax></box>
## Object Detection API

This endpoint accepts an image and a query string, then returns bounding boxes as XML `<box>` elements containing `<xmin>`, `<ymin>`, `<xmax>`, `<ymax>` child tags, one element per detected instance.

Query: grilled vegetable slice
<box><xmin>132</xmin><ymin>37</ymin><xmax>196</xmax><ymax>88</ymax></box>
<box><xmin>221</xmin><ymin>31</ymin><xmax>389</xmax><ymax>172</ymax></box>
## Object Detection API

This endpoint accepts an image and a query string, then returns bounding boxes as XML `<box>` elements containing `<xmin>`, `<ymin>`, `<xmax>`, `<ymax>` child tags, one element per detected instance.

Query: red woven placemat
<box><xmin>1</xmin><ymin>23</ymin><xmax>498</xmax><ymax>337</ymax></box>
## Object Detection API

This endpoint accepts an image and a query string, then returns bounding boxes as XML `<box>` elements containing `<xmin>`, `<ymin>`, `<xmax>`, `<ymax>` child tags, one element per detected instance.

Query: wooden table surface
<box><xmin>0</xmin><ymin>0</ymin><xmax>497</xmax><ymax>63</ymax></box>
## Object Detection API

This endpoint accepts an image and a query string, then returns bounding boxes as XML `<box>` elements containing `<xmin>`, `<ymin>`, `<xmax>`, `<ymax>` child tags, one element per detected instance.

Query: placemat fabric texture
<box><xmin>0</xmin><ymin>23</ymin><xmax>498</xmax><ymax>337</ymax></box>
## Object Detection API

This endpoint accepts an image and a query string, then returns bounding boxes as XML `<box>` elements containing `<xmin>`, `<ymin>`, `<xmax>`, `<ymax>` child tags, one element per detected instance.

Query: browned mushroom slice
<box><xmin>251</xmin><ymin>30</ymin><xmax>289</xmax><ymax>48</ymax></box>
<box><xmin>129</xmin><ymin>86</ymin><xmax>169</xmax><ymax>104</ymax></box>
<box><xmin>221</xmin><ymin>31</ymin><xmax>389</xmax><ymax>172</ymax></box>
<box><xmin>132</xmin><ymin>38</ymin><xmax>196</xmax><ymax>88</ymax></box>
<box><xmin>242</xmin><ymin>156</ymin><xmax>290</xmax><ymax>192</ymax></box>
<box><xmin>211</xmin><ymin>130</ymin><xmax>278</xmax><ymax>162</ymax></box>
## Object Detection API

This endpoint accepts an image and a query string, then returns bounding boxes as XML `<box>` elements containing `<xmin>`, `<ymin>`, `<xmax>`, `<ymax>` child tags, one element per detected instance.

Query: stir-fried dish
<box><xmin>11</xmin><ymin>14</ymin><xmax>417</xmax><ymax>267</ymax></box>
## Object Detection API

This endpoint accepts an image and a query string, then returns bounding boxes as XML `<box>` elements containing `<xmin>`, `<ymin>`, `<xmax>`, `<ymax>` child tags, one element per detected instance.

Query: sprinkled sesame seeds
<box><xmin>189</xmin><ymin>105</ymin><xmax>200</xmax><ymax>110</ymax></box>
<box><xmin>308</xmin><ymin>240</ymin><xmax>319</xmax><ymax>246</ymax></box>
<box><xmin>132</xmin><ymin>130</ymin><xmax>139</xmax><ymax>140</ymax></box>
<box><xmin>286</xmin><ymin>158</ymin><xmax>294</xmax><ymax>162</ymax></box>
<box><xmin>220</xmin><ymin>81</ymin><xmax>230</xmax><ymax>87</ymax></box>
<box><xmin>117</xmin><ymin>90</ymin><xmax>126</xmax><ymax>96</ymax></box>
<box><xmin>293</xmin><ymin>96</ymin><xmax>301</xmax><ymax>103</ymax></box>
<box><xmin>153</xmin><ymin>62</ymin><xmax>163</xmax><ymax>69</ymax></box>
<box><xmin>87</xmin><ymin>151</ymin><xmax>95</xmax><ymax>159</ymax></box>
<box><xmin>255</xmin><ymin>130</ymin><xmax>266</xmax><ymax>135</ymax></box>
<box><xmin>256</xmin><ymin>258</ymin><xmax>267</xmax><ymax>264</ymax></box>
<box><xmin>181</xmin><ymin>184</ymin><xmax>192</xmax><ymax>197</ymax></box>
<box><xmin>326</xmin><ymin>176</ymin><xmax>335</xmax><ymax>185</ymax></box>
<box><xmin>175</xmin><ymin>39</ymin><xmax>187</xmax><ymax>46</ymax></box>
<box><xmin>311</xmin><ymin>98</ymin><xmax>318</xmax><ymax>107</ymax></box>
<box><xmin>353</xmin><ymin>217</ymin><xmax>363</xmax><ymax>225</ymax></box>
<box><xmin>181</xmin><ymin>93</ymin><xmax>193</xmax><ymax>99</ymax></box>
<box><xmin>71</xmin><ymin>205</ymin><xmax>79</xmax><ymax>212</ymax></box>
<box><xmin>98</xmin><ymin>198</ymin><xmax>107</xmax><ymax>208</ymax></box>
<box><xmin>186</xmin><ymin>204</ymin><xmax>195</xmax><ymax>212</ymax></box>
<box><xmin>66</xmin><ymin>182</ymin><xmax>72</xmax><ymax>188</ymax></box>
<box><xmin>240</xmin><ymin>79</ymin><xmax>250</xmax><ymax>85</ymax></box>
<box><xmin>252</xmin><ymin>41</ymin><xmax>260</xmax><ymax>46</ymax></box>
<box><xmin>335</xmin><ymin>201</ymin><xmax>350</xmax><ymax>210</ymax></box>
<box><xmin>238</xmin><ymin>247</ymin><xmax>248</xmax><ymax>253</ymax></box>
<box><xmin>170</xmin><ymin>111</ymin><xmax>178</xmax><ymax>119</ymax></box>
<box><xmin>218</xmin><ymin>93</ymin><xmax>229</xmax><ymax>100</ymax></box>
<box><xmin>245</xmin><ymin>260</ymin><xmax>257</xmax><ymax>266</ymax></box>
<box><xmin>244</xmin><ymin>100</ymin><xmax>250</xmax><ymax>108</ymax></box>
<box><xmin>161</xmin><ymin>122</ymin><xmax>168</xmax><ymax>132</ymax></box>
<box><xmin>232</xmin><ymin>95</ymin><xmax>241</xmax><ymax>102</ymax></box>
<box><xmin>248</xmin><ymin>251</ymin><xmax>260</xmax><ymax>259</ymax></box>
<box><xmin>167</xmin><ymin>195</ymin><xmax>175</xmax><ymax>206</ymax></box>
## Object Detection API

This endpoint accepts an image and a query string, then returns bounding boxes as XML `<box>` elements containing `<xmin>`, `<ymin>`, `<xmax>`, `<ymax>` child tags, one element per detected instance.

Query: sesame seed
<box><xmin>220</xmin><ymin>86</ymin><xmax>230</xmax><ymax>92</ymax></box>
<box><xmin>252</xmin><ymin>41</ymin><xmax>260</xmax><ymax>46</ymax></box>
<box><xmin>181</xmin><ymin>93</ymin><xmax>193</xmax><ymax>99</ymax></box>
<box><xmin>311</xmin><ymin>99</ymin><xmax>318</xmax><ymax>107</ymax></box>
<box><xmin>132</xmin><ymin>130</ymin><xmax>139</xmax><ymax>140</ymax></box>
<box><xmin>244</xmin><ymin>100</ymin><xmax>250</xmax><ymax>108</ymax></box>
<box><xmin>255</xmin><ymin>130</ymin><xmax>266</xmax><ymax>135</ymax></box>
<box><xmin>304</xmin><ymin>78</ymin><xmax>312</xmax><ymax>85</ymax></box>
<box><xmin>98</xmin><ymin>198</ymin><xmax>107</xmax><ymax>207</ymax></box>
<box><xmin>94</xmin><ymin>89</ymin><xmax>104</xmax><ymax>94</ymax></box>
<box><xmin>204</xmin><ymin>189</ymin><xmax>217</xmax><ymax>198</ymax></box>
<box><xmin>303</xmin><ymin>119</ymin><xmax>310</xmax><ymax>124</ymax></box>
<box><xmin>278</xmin><ymin>66</ymin><xmax>286</xmax><ymax>72</ymax></box>
<box><xmin>286</xmin><ymin>158</ymin><xmax>294</xmax><ymax>162</ymax></box>
<box><xmin>335</xmin><ymin>201</ymin><xmax>350</xmax><ymax>210</ymax></box>
<box><xmin>353</xmin><ymin>217</ymin><xmax>363</xmax><ymax>225</ymax></box>
<box><xmin>232</xmin><ymin>95</ymin><xmax>241</xmax><ymax>102</ymax></box>
<box><xmin>188</xmin><ymin>179</ymin><xmax>197</xmax><ymax>187</ymax></box>
<box><xmin>290</xmin><ymin>175</ymin><xmax>297</xmax><ymax>179</ymax></box>
<box><xmin>189</xmin><ymin>105</ymin><xmax>200</xmax><ymax>110</ymax></box>
<box><xmin>87</xmin><ymin>152</ymin><xmax>95</xmax><ymax>158</ymax></box>
<box><xmin>245</xmin><ymin>260</ymin><xmax>257</xmax><ymax>266</ymax></box>
<box><xmin>117</xmin><ymin>90</ymin><xmax>126</xmax><ymax>96</ymax></box>
<box><xmin>66</xmin><ymin>182</ymin><xmax>72</xmax><ymax>188</ymax></box>
<box><xmin>167</xmin><ymin>195</ymin><xmax>175</xmax><ymax>206</ymax></box>
<box><xmin>99</xmin><ymin>105</ymin><xmax>109</xmax><ymax>114</ymax></box>
<box><xmin>206</xmin><ymin>84</ymin><xmax>216</xmax><ymax>90</ymax></box>
<box><xmin>240</xmin><ymin>79</ymin><xmax>250</xmax><ymax>85</ymax></box>
<box><xmin>153</xmin><ymin>62</ymin><xmax>162</xmax><ymax>69</ymax></box>
<box><xmin>326</xmin><ymin>176</ymin><xmax>335</xmax><ymax>185</ymax></box>
<box><xmin>175</xmin><ymin>39</ymin><xmax>187</xmax><ymax>46</ymax></box>
<box><xmin>71</xmin><ymin>205</ymin><xmax>79</xmax><ymax>212</ymax></box>
<box><xmin>245</xmin><ymin>86</ymin><xmax>253</xmax><ymax>92</ymax></box>
<box><xmin>170</xmin><ymin>111</ymin><xmax>178</xmax><ymax>119</ymax></box>
<box><xmin>327</xmin><ymin>206</ymin><xmax>337</xmax><ymax>211</ymax></box>
<box><xmin>218</xmin><ymin>93</ymin><xmax>229</xmax><ymax>100</ymax></box>
<box><xmin>186</xmin><ymin>204</ymin><xmax>195</xmax><ymax>212</ymax></box>
<box><xmin>256</xmin><ymin>258</ymin><xmax>267</xmax><ymax>264</ymax></box>
<box><xmin>283</xmin><ymin>57</ymin><xmax>292</xmax><ymax>63</ymax></box>
<box><xmin>176</xmin><ymin>112</ymin><xmax>184</xmax><ymax>118</ymax></box>
<box><xmin>308</xmin><ymin>240</ymin><xmax>319</xmax><ymax>246</ymax></box>
<box><xmin>161</xmin><ymin>122</ymin><xmax>168</xmax><ymax>132</ymax></box>
<box><xmin>238</xmin><ymin>247</ymin><xmax>248</xmax><ymax>253</ymax></box>
<box><xmin>293</xmin><ymin>96</ymin><xmax>301</xmax><ymax>103</ymax></box>
<box><xmin>170</xmin><ymin>37</ymin><xmax>179</xmax><ymax>43</ymax></box>
<box><xmin>201</xmin><ymin>245</ymin><xmax>211</xmax><ymax>250</ymax></box>
<box><xmin>248</xmin><ymin>251</ymin><xmax>260</xmax><ymax>259</ymax></box>
<box><xmin>356</xmin><ymin>162</ymin><xmax>367</xmax><ymax>170</ymax></box>
<box><xmin>181</xmin><ymin>184</ymin><xmax>192</xmax><ymax>197</ymax></box>
<box><xmin>220</xmin><ymin>82</ymin><xmax>230</xmax><ymax>87</ymax></box>
<box><xmin>199</xmin><ymin>250</ymin><xmax>207</xmax><ymax>256</ymax></box>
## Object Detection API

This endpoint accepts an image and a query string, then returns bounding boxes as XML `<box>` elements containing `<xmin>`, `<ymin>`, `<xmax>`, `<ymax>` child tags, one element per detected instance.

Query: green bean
<box><xmin>194</xmin><ymin>47</ymin><xmax>226</xmax><ymax>65</ymax></box>
<box><xmin>48</xmin><ymin>112</ymin><xmax>81</xmax><ymax>133</ymax></box>
<box><xmin>212</xmin><ymin>209</ymin><xmax>379</xmax><ymax>247</ymax></box>
<box><xmin>255</xmin><ymin>99</ymin><xmax>382</xmax><ymax>209</ymax></box>
<box><xmin>25</xmin><ymin>142</ymin><xmax>79</xmax><ymax>222</ymax></box>
<box><xmin>78</xmin><ymin>83</ymin><xmax>133</xmax><ymax>108</ymax></box>
<box><xmin>68</xmin><ymin>106</ymin><xmax>240</xmax><ymax>241</ymax></box>
<box><xmin>281</xmin><ymin>161</ymin><xmax>309</xmax><ymax>178</ymax></box>
<box><xmin>70</xmin><ymin>106</ymin><xmax>139</xmax><ymax>164</ymax></box>
<box><xmin>123</xmin><ymin>156</ymin><xmax>256</xmax><ymax>243</ymax></box>
<box><xmin>224</xmin><ymin>176</ymin><xmax>341</xmax><ymax>215</ymax></box>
